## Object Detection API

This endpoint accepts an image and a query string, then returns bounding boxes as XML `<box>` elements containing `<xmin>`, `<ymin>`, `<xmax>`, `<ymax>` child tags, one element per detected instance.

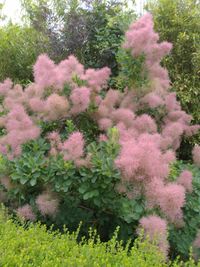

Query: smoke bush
<box><xmin>35</xmin><ymin>192</ymin><xmax>59</xmax><ymax>217</ymax></box>
<box><xmin>0</xmin><ymin>13</ymin><xmax>199</xmax><ymax>259</ymax></box>
<box><xmin>16</xmin><ymin>204</ymin><xmax>36</xmax><ymax>221</ymax></box>
<box><xmin>138</xmin><ymin>215</ymin><xmax>169</xmax><ymax>257</ymax></box>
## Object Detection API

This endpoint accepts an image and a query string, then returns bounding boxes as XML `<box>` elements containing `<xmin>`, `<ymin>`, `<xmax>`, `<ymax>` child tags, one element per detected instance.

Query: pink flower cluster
<box><xmin>16</xmin><ymin>204</ymin><xmax>36</xmax><ymax>221</ymax></box>
<box><xmin>47</xmin><ymin>131</ymin><xmax>62</xmax><ymax>156</ymax></box>
<box><xmin>81</xmin><ymin>67</ymin><xmax>111</xmax><ymax>92</ymax></box>
<box><xmin>124</xmin><ymin>13</ymin><xmax>172</xmax><ymax>92</ymax></box>
<box><xmin>115</xmin><ymin>134</ymin><xmax>173</xmax><ymax>182</ymax></box>
<box><xmin>177</xmin><ymin>170</ymin><xmax>193</xmax><ymax>193</ymax></box>
<box><xmin>62</xmin><ymin>131</ymin><xmax>84</xmax><ymax>160</ymax></box>
<box><xmin>0</xmin><ymin>52</ymin><xmax>112</xmax><ymax>158</ymax></box>
<box><xmin>115</xmin><ymin>134</ymin><xmax>185</xmax><ymax>224</ymax></box>
<box><xmin>0</xmin><ymin>78</ymin><xmax>13</xmax><ymax>96</ymax></box>
<box><xmin>35</xmin><ymin>192</ymin><xmax>59</xmax><ymax>217</ymax></box>
<box><xmin>0</xmin><ymin>105</ymin><xmax>40</xmax><ymax>158</ymax></box>
<box><xmin>70</xmin><ymin>87</ymin><xmax>91</xmax><ymax>115</ymax></box>
<box><xmin>61</xmin><ymin>131</ymin><xmax>89</xmax><ymax>167</ymax></box>
<box><xmin>138</xmin><ymin>215</ymin><xmax>169</xmax><ymax>257</ymax></box>
<box><xmin>33</xmin><ymin>54</ymin><xmax>84</xmax><ymax>90</ymax></box>
<box><xmin>33</xmin><ymin>53</ymin><xmax>110</xmax><ymax>94</ymax></box>
<box><xmin>47</xmin><ymin>130</ymin><xmax>90</xmax><ymax>167</ymax></box>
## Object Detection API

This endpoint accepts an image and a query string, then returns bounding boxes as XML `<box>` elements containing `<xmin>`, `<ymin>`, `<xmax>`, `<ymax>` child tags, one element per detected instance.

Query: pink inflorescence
<box><xmin>81</xmin><ymin>67</ymin><xmax>111</xmax><ymax>92</ymax></box>
<box><xmin>35</xmin><ymin>192</ymin><xmax>59</xmax><ymax>216</ymax></box>
<box><xmin>61</xmin><ymin>131</ymin><xmax>85</xmax><ymax>164</ymax></box>
<box><xmin>124</xmin><ymin>13</ymin><xmax>172</xmax><ymax>92</ymax></box>
<box><xmin>33</xmin><ymin>54</ymin><xmax>56</xmax><ymax>89</ymax></box>
<box><xmin>92</xmin><ymin>14</ymin><xmax>199</xmax><ymax>236</ymax></box>
<box><xmin>44</xmin><ymin>93</ymin><xmax>69</xmax><ymax>121</ymax></box>
<box><xmin>115</xmin><ymin>133</ymin><xmax>172</xmax><ymax>182</ymax></box>
<box><xmin>0</xmin><ymin>105</ymin><xmax>40</xmax><ymax>158</ymax></box>
<box><xmin>158</xmin><ymin>183</ymin><xmax>185</xmax><ymax>224</ymax></box>
<box><xmin>177</xmin><ymin>170</ymin><xmax>193</xmax><ymax>193</ymax></box>
<box><xmin>0</xmin><ymin>78</ymin><xmax>13</xmax><ymax>96</ymax></box>
<box><xmin>0</xmin><ymin>48</ymin><xmax>113</xmax><ymax>158</ymax></box>
<box><xmin>70</xmin><ymin>87</ymin><xmax>91</xmax><ymax>115</ymax></box>
<box><xmin>47</xmin><ymin>131</ymin><xmax>62</xmax><ymax>156</ymax></box>
<box><xmin>16</xmin><ymin>204</ymin><xmax>36</xmax><ymax>221</ymax></box>
<box><xmin>138</xmin><ymin>215</ymin><xmax>169</xmax><ymax>257</ymax></box>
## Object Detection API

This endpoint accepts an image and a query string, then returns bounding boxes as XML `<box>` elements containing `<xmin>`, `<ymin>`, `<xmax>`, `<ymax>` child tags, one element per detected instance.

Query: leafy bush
<box><xmin>146</xmin><ymin>0</ymin><xmax>200</xmax><ymax>157</ymax></box>
<box><xmin>0</xmin><ymin>24</ymin><xmax>49</xmax><ymax>85</ymax></box>
<box><xmin>0</xmin><ymin>13</ymin><xmax>199</xmax><ymax>260</ymax></box>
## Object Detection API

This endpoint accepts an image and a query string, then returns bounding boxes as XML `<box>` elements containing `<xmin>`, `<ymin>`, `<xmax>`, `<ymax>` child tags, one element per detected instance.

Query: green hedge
<box><xmin>0</xmin><ymin>208</ymin><xmax>198</xmax><ymax>267</ymax></box>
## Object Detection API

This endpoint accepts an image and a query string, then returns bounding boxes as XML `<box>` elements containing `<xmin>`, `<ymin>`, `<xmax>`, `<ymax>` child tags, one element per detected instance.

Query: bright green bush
<box><xmin>0</xmin><ymin>208</ymin><xmax>200</xmax><ymax>267</ymax></box>
<box><xmin>0</xmin><ymin>208</ymin><xmax>168</xmax><ymax>267</ymax></box>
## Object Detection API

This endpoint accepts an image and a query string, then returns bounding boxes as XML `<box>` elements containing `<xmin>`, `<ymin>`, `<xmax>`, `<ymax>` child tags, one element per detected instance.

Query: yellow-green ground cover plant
<box><xmin>0</xmin><ymin>207</ymin><xmax>199</xmax><ymax>267</ymax></box>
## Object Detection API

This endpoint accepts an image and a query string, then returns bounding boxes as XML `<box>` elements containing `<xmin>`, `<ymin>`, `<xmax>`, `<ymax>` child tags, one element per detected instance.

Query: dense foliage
<box><xmin>21</xmin><ymin>0</ymin><xmax>135</xmax><ymax>75</ymax></box>
<box><xmin>0</xmin><ymin>3</ymin><xmax>5</xmax><ymax>21</ymax></box>
<box><xmin>0</xmin><ymin>1</ymin><xmax>135</xmax><ymax>84</ymax></box>
<box><xmin>0</xmin><ymin>24</ymin><xmax>49</xmax><ymax>85</ymax></box>
<box><xmin>146</xmin><ymin>0</ymin><xmax>200</xmax><ymax>156</ymax></box>
<box><xmin>0</xmin><ymin>13</ymin><xmax>200</xmax><ymax>261</ymax></box>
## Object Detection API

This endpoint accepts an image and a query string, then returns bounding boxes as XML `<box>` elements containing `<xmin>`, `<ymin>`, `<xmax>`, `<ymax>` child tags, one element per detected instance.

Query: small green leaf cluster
<box><xmin>115</xmin><ymin>49</ymin><xmax>149</xmax><ymax>91</ymax></box>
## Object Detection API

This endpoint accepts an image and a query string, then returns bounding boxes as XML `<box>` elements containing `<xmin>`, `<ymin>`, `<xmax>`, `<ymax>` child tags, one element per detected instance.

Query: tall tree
<box><xmin>21</xmin><ymin>0</ymin><xmax>136</xmax><ymax>74</ymax></box>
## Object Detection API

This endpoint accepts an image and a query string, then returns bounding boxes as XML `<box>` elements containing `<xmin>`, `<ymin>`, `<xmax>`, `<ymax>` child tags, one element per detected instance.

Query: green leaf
<box><xmin>20</xmin><ymin>177</ymin><xmax>28</xmax><ymax>185</ymax></box>
<box><xmin>30</xmin><ymin>178</ymin><xmax>37</xmax><ymax>186</ymax></box>
<box><xmin>78</xmin><ymin>184</ymin><xmax>88</xmax><ymax>194</ymax></box>
<box><xmin>83</xmin><ymin>192</ymin><xmax>91</xmax><ymax>200</ymax></box>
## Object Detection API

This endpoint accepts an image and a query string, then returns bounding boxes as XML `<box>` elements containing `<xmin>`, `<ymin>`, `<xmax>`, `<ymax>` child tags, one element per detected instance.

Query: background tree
<box><xmin>21</xmin><ymin>0</ymin><xmax>136</xmax><ymax>75</ymax></box>
<box><xmin>0</xmin><ymin>0</ymin><xmax>135</xmax><ymax>84</ymax></box>
<box><xmin>0</xmin><ymin>24</ymin><xmax>49</xmax><ymax>84</ymax></box>
<box><xmin>0</xmin><ymin>2</ymin><xmax>7</xmax><ymax>23</ymax></box>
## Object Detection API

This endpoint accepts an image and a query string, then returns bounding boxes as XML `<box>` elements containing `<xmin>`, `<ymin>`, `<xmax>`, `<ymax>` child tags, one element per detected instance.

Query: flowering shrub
<box><xmin>0</xmin><ymin>13</ymin><xmax>199</xmax><ymax>259</ymax></box>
